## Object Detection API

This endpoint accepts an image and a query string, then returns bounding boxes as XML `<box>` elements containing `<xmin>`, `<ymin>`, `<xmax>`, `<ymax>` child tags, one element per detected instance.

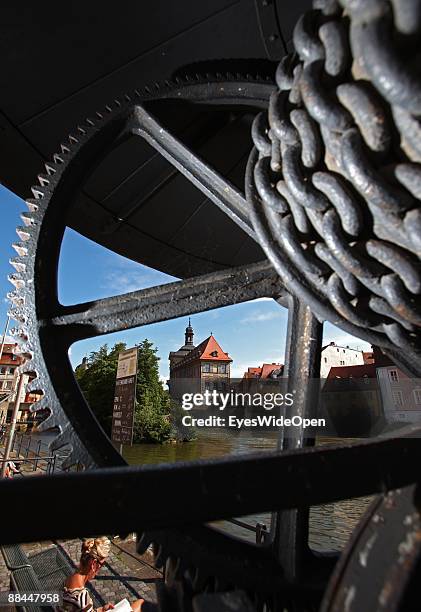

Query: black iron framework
<box><xmin>1</xmin><ymin>1</ymin><xmax>421</xmax><ymax>610</ymax></box>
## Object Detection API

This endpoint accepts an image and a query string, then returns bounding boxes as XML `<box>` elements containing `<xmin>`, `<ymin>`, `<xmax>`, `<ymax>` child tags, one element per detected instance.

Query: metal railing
<box><xmin>225</xmin><ymin>518</ymin><xmax>269</xmax><ymax>545</ymax></box>
<box><xmin>0</xmin><ymin>429</ymin><xmax>74</xmax><ymax>475</ymax></box>
<box><xmin>0</xmin><ymin>455</ymin><xmax>58</xmax><ymax>475</ymax></box>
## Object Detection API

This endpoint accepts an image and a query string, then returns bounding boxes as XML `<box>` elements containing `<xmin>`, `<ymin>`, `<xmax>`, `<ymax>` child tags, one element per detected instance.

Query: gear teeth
<box><xmin>24</xmin><ymin>377</ymin><xmax>40</xmax><ymax>393</ymax></box>
<box><xmin>19</xmin><ymin>359</ymin><xmax>37</xmax><ymax>375</ymax></box>
<box><xmin>61</xmin><ymin>447</ymin><xmax>83</xmax><ymax>470</ymax></box>
<box><xmin>68</xmin><ymin>135</ymin><xmax>78</xmax><ymax>144</ymax></box>
<box><xmin>29</xmin><ymin>396</ymin><xmax>48</xmax><ymax>412</ymax></box>
<box><xmin>37</xmin><ymin>174</ymin><xmax>50</xmax><ymax>187</ymax></box>
<box><xmin>9</xmin><ymin>257</ymin><xmax>26</xmax><ymax>273</ymax></box>
<box><xmin>8</xmin><ymin>274</ymin><xmax>25</xmax><ymax>290</ymax></box>
<box><xmin>36</xmin><ymin>411</ymin><xmax>58</xmax><ymax>432</ymax></box>
<box><xmin>16</xmin><ymin>226</ymin><xmax>31</xmax><ymax>241</ymax></box>
<box><xmin>105</xmin><ymin>105</ymin><xmax>113</xmax><ymax>113</ymax></box>
<box><xmin>20</xmin><ymin>212</ymin><xmax>35</xmax><ymax>227</ymax></box>
<box><xmin>7</xmin><ymin>290</ymin><xmax>24</xmax><ymax>306</ymax></box>
<box><xmin>137</xmin><ymin>533</ymin><xmax>154</xmax><ymax>554</ymax></box>
<box><xmin>26</xmin><ymin>199</ymin><xmax>39</xmax><ymax>213</ymax></box>
<box><xmin>50</xmin><ymin>429</ymin><xmax>71</xmax><ymax>452</ymax></box>
<box><xmin>60</xmin><ymin>143</ymin><xmax>71</xmax><ymax>154</ymax></box>
<box><xmin>154</xmin><ymin>544</ymin><xmax>165</xmax><ymax>568</ymax></box>
<box><xmin>7</xmin><ymin>308</ymin><xmax>26</xmax><ymax>324</ymax></box>
<box><xmin>86</xmin><ymin>118</ymin><xmax>95</xmax><ymax>126</ymax></box>
<box><xmin>9</xmin><ymin>326</ymin><xmax>28</xmax><ymax>342</ymax></box>
<box><xmin>77</xmin><ymin>126</ymin><xmax>87</xmax><ymax>135</ymax></box>
<box><xmin>96</xmin><ymin>111</ymin><xmax>104</xmax><ymax>120</ymax></box>
<box><xmin>53</xmin><ymin>153</ymin><xmax>65</xmax><ymax>164</ymax></box>
<box><xmin>31</xmin><ymin>186</ymin><xmax>44</xmax><ymax>199</ymax></box>
<box><xmin>164</xmin><ymin>557</ymin><xmax>181</xmax><ymax>588</ymax></box>
<box><xmin>44</xmin><ymin>163</ymin><xmax>56</xmax><ymax>175</ymax></box>
<box><xmin>12</xmin><ymin>242</ymin><xmax>28</xmax><ymax>257</ymax></box>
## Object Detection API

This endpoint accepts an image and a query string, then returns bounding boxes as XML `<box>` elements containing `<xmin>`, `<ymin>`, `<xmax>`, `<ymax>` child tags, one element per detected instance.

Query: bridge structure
<box><xmin>1</xmin><ymin>1</ymin><xmax>421</xmax><ymax>610</ymax></box>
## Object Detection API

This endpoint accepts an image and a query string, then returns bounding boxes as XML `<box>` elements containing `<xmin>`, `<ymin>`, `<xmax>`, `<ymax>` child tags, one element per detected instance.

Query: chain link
<box><xmin>247</xmin><ymin>0</ymin><xmax>421</xmax><ymax>375</ymax></box>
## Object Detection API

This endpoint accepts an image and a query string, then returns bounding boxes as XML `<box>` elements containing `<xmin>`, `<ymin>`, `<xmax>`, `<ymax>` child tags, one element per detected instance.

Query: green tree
<box><xmin>133</xmin><ymin>339</ymin><xmax>171</xmax><ymax>443</ymax></box>
<box><xmin>75</xmin><ymin>342</ymin><xmax>126</xmax><ymax>434</ymax></box>
<box><xmin>75</xmin><ymin>339</ymin><xmax>172</xmax><ymax>443</ymax></box>
<box><xmin>168</xmin><ymin>399</ymin><xmax>196</xmax><ymax>442</ymax></box>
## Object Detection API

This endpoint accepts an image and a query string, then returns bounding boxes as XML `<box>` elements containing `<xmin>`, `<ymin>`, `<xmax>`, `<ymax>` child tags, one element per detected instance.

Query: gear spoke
<box><xmin>130</xmin><ymin>104</ymin><xmax>255</xmax><ymax>240</ymax></box>
<box><xmin>47</xmin><ymin>261</ymin><xmax>284</xmax><ymax>344</ymax></box>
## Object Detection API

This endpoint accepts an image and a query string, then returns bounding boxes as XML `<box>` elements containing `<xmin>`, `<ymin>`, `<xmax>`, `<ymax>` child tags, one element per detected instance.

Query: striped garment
<box><xmin>58</xmin><ymin>587</ymin><xmax>95</xmax><ymax>612</ymax></box>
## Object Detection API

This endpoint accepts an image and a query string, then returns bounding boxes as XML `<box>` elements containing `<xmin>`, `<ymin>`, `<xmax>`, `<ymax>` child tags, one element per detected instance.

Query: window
<box><xmin>210</xmin><ymin>350</ymin><xmax>218</xmax><ymax>357</ymax></box>
<box><xmin>414</xmin><ymin>389</ymin><xmax>421</xmax><ymax>405</ymax></box>
<box><xmin>389</xmin><ymin>369</ymin><xmax>399</xmax><ymax>383</ymax></box>
<box><xmin>202</xmin><ymin>363</ymin><xmax>210</xmax><ymax>373</ymax></box>
<box><xmin>0</xmin><ymin>367</ymin><xmax>6</xmax><ymax>375</ymax></box>
<box><xmin>340</xmin><ymin>360</ymin><xmax>345</xmax><ymax>365</ymax></box>
<box><xmin>211</xmin><ymin>364</ymin><xmax>218</xmax><ymax>373</ymax></box>
<box><xmin>8</xmin><ymin>367</ymin><xmax>15</xmax><ymax>374</ymax></box>
<box><xmin>324</xmin><ymin>357</ymin><xmax>327</xmax><ymax>363</ymax></box>
<box><xmin>336</xmin><ymin>348</ymin><xmax>339</xmax><ymax>352</ymax></box>
<box><xmin>218</xmin><ymin>364</ymin><xmax>226</xmax><ymax>374</ymax></box>
<box><xmin>3</xmin><ymin>381</ymin><xmax>12</xmax><ymax>390</ymax></box>
<box><xmin>392</xmin><ymin>390</ymin><xmax>404</xmax><ymax>407</ymax></box>
<box><xmin>343</xmin><ymin>349</ymin><xmax>345</xmax><ymax>353</ymax></box>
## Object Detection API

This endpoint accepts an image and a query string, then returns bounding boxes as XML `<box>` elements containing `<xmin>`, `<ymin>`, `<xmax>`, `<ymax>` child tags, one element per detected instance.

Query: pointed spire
<box><xmin>185</xmin><ymin>318</ymin><xmax>194</xmax><ymax>346</ymax></box>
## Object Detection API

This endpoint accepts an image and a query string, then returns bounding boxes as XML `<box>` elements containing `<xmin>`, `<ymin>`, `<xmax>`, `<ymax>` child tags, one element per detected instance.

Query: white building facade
<box><xmin>320</xmin><ymin>342</ymin><xmax>365</xmax><ymax>379</ymax></box>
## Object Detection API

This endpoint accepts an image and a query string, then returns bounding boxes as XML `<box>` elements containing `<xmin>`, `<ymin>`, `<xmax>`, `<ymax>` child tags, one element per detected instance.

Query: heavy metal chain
<box><xmin>247</xmin><ymin>0</ymin><xmax>421</xmax><ymax>375</ymax></box>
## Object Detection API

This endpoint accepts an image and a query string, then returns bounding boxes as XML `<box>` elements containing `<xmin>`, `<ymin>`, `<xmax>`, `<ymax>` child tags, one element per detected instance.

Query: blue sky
<box><xmin>0</xmin><ymin>184</ymin><xmax>370</xmax><ymax>380</ymax></box>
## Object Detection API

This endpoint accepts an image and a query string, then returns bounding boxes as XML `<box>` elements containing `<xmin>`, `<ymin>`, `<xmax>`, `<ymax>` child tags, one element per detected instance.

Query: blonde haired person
<box><xmin>59</xmin><ymin>537</ymin><xmax>144</xmax><ymax>612</ymax></box>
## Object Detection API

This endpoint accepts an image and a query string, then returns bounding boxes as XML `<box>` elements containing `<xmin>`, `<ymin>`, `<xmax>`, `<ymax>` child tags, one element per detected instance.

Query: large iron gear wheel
<box><xmin>7</xmin><ymin>72</ymin><xmax>296</xmax><ymax>604</ymax></box>
<box><xmin>7</xmin><ymin>71</ymin><xmax>276</xmax><ymax>470</ymax></box>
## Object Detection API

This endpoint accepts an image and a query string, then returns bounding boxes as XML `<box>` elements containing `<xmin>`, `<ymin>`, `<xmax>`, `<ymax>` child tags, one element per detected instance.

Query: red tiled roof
<box><xmin>260</xmin><ymin>363</ymin><xmax>283</xmax><ymax>379</ymax></box>
<box><xmin>196</xmin><ymin>335</ymin><xmax>232</xmax><ymax>362</ymax></box>
<box><xmin>362</xmin><ymin>351</ymin><xmax>374</xmax><ymax>364</ymax></box>
<box><xmin>243</xmin><ymin>367</ymin><xmax>261</xmax><ymax>379</ymax></box>
<box><xmin>327</xmin><ymin>364</ymin><xmax>377</xmax><ymax>379</ymax></box>
<box><xmin>171</xmin><ymin>334</ymin><xmax>232</xmax><ymax>371</ymax></box>
<box><xmin>243</xmin><ymin>363</ymin><xmax>283</xmax><ymax>379</ymax></box>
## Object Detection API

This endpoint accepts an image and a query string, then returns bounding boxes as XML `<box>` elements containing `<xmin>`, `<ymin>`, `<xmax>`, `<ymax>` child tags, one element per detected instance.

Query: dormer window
<box><xmin>210</xmin><ymin>350</ymin><xmax>218</xmax><ymax>357</ymax></box>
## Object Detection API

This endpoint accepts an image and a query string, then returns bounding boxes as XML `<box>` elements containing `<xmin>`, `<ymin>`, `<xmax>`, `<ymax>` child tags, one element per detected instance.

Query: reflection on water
<box><xmin>123</xmin><ymin>430</ymin><xmax>372</xmax><ymax>551</ymax></box>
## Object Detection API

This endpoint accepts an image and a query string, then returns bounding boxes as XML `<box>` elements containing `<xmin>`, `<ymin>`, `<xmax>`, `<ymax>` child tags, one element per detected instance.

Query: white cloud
<box><xmin>323</xmin><ymin>330</ymin><xmax>371</xmax><ymax>351</ymax></box>
<box><xmin>240</xmin><ymin>310</ymin><xmax>282</xmax><ymax>324</ymax></box>
<box><xmin>101</xmin><ymin>260</ymin><xmax>173</xmax><ymax>294</ymax></box>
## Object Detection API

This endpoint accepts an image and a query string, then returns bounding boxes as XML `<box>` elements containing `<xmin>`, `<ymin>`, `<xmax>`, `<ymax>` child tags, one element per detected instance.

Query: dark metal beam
<box><xmin>48</xmin><ymin>261</ymin><xmax>283</xmax><ymax>343</ymax></box>
<box><xmin>1</xmin><ymin>432</ymin><xmax>421</xmax><ymax>545</ymax></box>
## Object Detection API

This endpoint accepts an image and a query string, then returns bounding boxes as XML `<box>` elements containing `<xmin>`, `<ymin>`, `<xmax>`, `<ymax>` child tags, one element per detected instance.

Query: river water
<box><xmin>123</xmin><ymin>430</ymin><xmax>373</xmax><ymax>552</ymax></box>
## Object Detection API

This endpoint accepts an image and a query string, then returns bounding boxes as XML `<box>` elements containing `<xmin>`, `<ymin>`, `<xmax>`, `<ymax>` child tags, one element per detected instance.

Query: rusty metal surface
<box><xmin>320</xmin><ymin>486</ymin><xmax>421</xmax><ymax>612</ymax></box>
